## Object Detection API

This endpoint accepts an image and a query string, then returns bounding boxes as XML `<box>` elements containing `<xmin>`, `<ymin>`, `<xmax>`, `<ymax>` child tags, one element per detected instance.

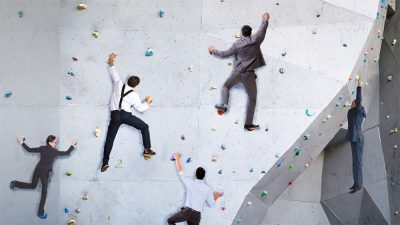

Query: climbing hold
<box><xmin>295</xmin><ymin>148</ymin><xmax>301</xmax><ymax>156</ymax></box>
<box><xmin>395</xmin><ymin>210</ymin><xmax>399</xmax><ymax>215</ymax></box>
<box><xmin>288</xmin><ymin>163</ymin><xmax>294</xmax><ymax>169</ymax></box>
<box><xmin>186</xmin><ymin>157</ymin><xmax>192</xmax><ymax>163</ymax></box>
<box><xmin>145</xmin><ymin>48</ymin><xmax>154</xmax><ymax>56</ymax></box>
<box><xmin>188</xmin><ymin>65</ymin><xmax>193</xmax><ymax>72</ymax></box>
<box><xmin>279</xmin><ymin>68</ymin><xmax>285</xmax><ymax>74</ymax></box>
<box><xmin>94</xmin><ymin>127</ymin><xmax>100</xmax><ymax>137</ymax></box>
<box><xmin>209</xmin><ymin>86</ymin><xmax>217</xmax><ymax>90</ymax></box>
<box><xmin>374</xmin><ymin>58</ymin><xmax>379</xmax><ymax>62</ymax></box>
<box><xmin>344</xmin><ymin>101</ymin><xmax>351</xmax><ymax>107</ymax></box>
<box><xmin>115</xmin><ymin>159</ymin><xmax>123</xmax><ymax>168</ymax></box>
<box><xmin>212</xmin><ymin>155</ymin><xmax>217</xmax><ymax>162</ymax></box>
<box><xmin>247</xmin><ymin>201</ymin><xmax>252</xmax><ymax>206</ymax></box>
<box><xmin>339</xmin><ymin>95</ymin><xmax>344</xmax><ymax>100</ymax></box>
<box><xmin>352</xmin><ymin>90</ymin><xmax>355</xmax><ymax>95</ymax></box>
<box><xmin>66</xmin><ymin>171</ymin><xmax>72</xmax><ymax>176</ymax></box>
<box><xmin>218</xmin><ymin>169</ymin><xmax>222</xmax><ymax>174</ymax></box>
<box><xmin>363</xmin><ymin>52</ymin><xmax>368</xmax><ymax>56</ymax></box>
<box><xmin>228</xmin><ymin>61</ymin><xmax>233</xmax><ymax>66</ymax></box>
<box><xmin>237</xmin><ymin>218</ymin><xmax>242</xmax><ymax>223</ymax></box>
<box><xmin>392</xmin><ymin>39</ymin><xmax>397</xmax><ymax>46</ymax></box>
<box><xmin>305</xmin><ymin>109</ymin><xmax>315</xmax><ymax>116</ymax></box>
<box><xmin>66</xmin><ymin>96</ymin><xmax>72</xmax><ymax>100</ymax></box>
<box><xmin>394</xmin><ymin>144</ymin><xmax>397</xmax><ymax>149</ymax></box>
<box><xmin>277</xmin><ymin>161</ymin><xmax>284</xmax><ymax>167</ymax></box>
<box><xmin>356</xmin><ymin>74</ymin><xmax>360</xmax><ymax>80</ymax></box>
<box><xmin>261</xmin><ymin>170</ymin><xmax>266</xmax><ymax>173</ymax></box>
<box><xmin>92</xmin><ymin>31</ymin><xmax>99</xmax><ymax>38</ymax></box>
<box><xmin>235</xmin><ymin>32</ymin><xmax>241</xmax><ymax>38</ymax></box>
<box><xmin>386</xmin><ymin>115</ymin><xmax>390</xmax><ymax>119</ymax></box>
<box><xmin>312</xmin><ymin>30</ymin><xmax>317</xmax><ymax>35</ymax></box>
<box><xmin>363</xmin><ymin>82</ymin><xmax>368</xmax><ymax>87</ymax></box>
<box><xmin>67</xmin><ymin>70</ymin><xmax>75</xmax><ymax>76</ymax></box>
<box><xmin>211</xmin><ymin>127</ymin><xmax>217</xmax><ymax>131</ymax></box>
<box><xmin>281</xmin><ymin>52</ymin><xmax>287</xmax><ymax>57</ymax></box>
<box><xmin>321</xmin><ymin>118</ymin><xmax>326</xmax><ymax>123</ymax></box>
<box><xmin>82</xmin><ymin>194</ymin><xmax>88</xmax><ymax>200</ymax></box>
<box><xmin>316</xmin><ymin>14</ymin><xmax>320</xmax><ymax>17</ymax></box>
<box><xmin>265</xmin><ymin>127</ymin><xmax>269</xmax><ymax>131</ymax></box>
<box><xmin>17</xmin><ymin>10</ymin><xmax>23</xmax><ymax>18</ymax></box>
<box><xmin>68</xmin><ymin>219</ymin><xmax>77</xmax><ymax>225</ymax></box>
<box><xmin>75</xmin><ymin>209</ymin><xmax>80</xmax><ymax>213</ymax></box>
<box><xmin>305</xmin><ymin>163</ymin><xmax>309</xmax><ymax>168</ymax></box>
<box><xmin>335</xmin><ymin>102</ymin><xmax>340</xmax><ymax>107</ymax></box>
<box><xmin>288</xmin><ymin>181</ymin><xmax>293</xmax><ymax>186</ymax></box>
<box><xmin>221</xmin><ymin>204</ymin><xmax>226</xmax><ymax>211</ymax></box>
<box><xmin>343</xmin><ymin>44</ymin><xmax>347</xmax><ymax>47</ymax></box>
<box><xmin>77</xmin><ymin>3</ymin><xmax>87</xmax><ymax>10</ymax></box>
<box><xmin>304</xmin><ymin>134</ymin><xmax>310</xmax><ymax>140</ymax></box>
<box><xmin>159</xmin><ymin>9</ymin><xmax>165</xmax><ymax>18</ymax></box>
<box><xmin>181</xmin><ymin>135</ymin><xmax>185</xmax><ymax>140</ymax></box>
<box><xmin>64</xmin><ymin>208</ymin><xmax>70</xmax><ymax>213</ymax></box>
<box><xmin>388</xmin><ymin>75</ymin><xmax>393</xmax><ymax>81</ymax></box>
<box><xmin>261</xmin><ymin>191</ymin><xmax>268</xmax><ymax>197</ymax></box>
<box><xmin>234</xmin><ymin>120</ymin><xmax>239</xmax><ymax>124</ymax></box>
<box><xmin>220</xmin><ymin>144</ymin><xmax>226</xmax><ymax>150</ymax></box>
<box><xmin>250</xmin><ymin>168</ymin><xmax>254</xmax><ymax>173</ymax></box>
<box><xmin>275</xmin><ymin>154</ymin><xmax>280</xmax><ymax>158</ymax></box>
<box><xmin>4</xmin><ymin>91</ymin><xmax>12</xmax><ymax>97</ymax></box>
<box><xmin>72</xmin><ymin>56</ymin><xmax>79</xmax><ymax>61</ymax></box>
<box><xmin>348</xmin><ymin>75</ymin><xmax>353</xmax><ymax>80</ymax></box>
<box><xmin>170</xmin><ymin>153</ymin><xmax>182</xmax><ymax>161</ymax></box>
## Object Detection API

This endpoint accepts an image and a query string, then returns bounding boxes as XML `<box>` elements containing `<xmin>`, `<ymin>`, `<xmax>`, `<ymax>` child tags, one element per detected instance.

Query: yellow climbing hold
<box><xmin>95</xmin><ymin>127</ymin><xmax>100</xmax><ymax>137</ymax></box>
<box><xmin>235</xmin><ymin>32</ymin><xmax>241</xmax><ymax>38</ymax></box>
<box><xmin>77</xmin><ymin>3</ymin><xmax>87</xmax><ymax>10</ymax></box>
<box><xmin>92</xmin><ymin>31</ymin><xmax>99</xmax><ymax>38</ymax></box>
<box><xmin>68</xmin><ymin>219</ymin><xmax>77</xmax><ymax>225</ymax></box>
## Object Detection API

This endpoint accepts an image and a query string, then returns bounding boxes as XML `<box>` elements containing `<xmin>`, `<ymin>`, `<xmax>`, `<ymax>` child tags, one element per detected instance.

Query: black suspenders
<box><xmin>119</xmin><ymin>84</ymin><xmax>133</xmax><ymax>110</ymax></box>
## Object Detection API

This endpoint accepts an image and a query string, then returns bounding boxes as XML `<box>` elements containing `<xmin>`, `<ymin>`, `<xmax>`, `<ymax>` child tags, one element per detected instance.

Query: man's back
<box><xmin>180</xmin><ymin>172</ymin><xmax>215</xmax><ymax>212</ymax></box>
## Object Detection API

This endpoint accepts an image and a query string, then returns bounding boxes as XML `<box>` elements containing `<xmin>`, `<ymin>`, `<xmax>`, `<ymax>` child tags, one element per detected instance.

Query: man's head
<box><xmin>196</xmin><ymin>167</ymin><xmax>206</xmax><ymax>180</ymax></box>
<box><xmin>128</xmin><ymin>76</ymin><xmax>140</xmax><ymax>88</ymax></box>
<box><xmin>351</xmin><ymin>100</ymin><xmax>356</xmax><ymax>108</ymax></box>
<box><xmin>241</xmin><ymin>25</ymin><xmax>252</xmax><ymax>37</ymax></box>
<box><xmin>46</xmin><ymin>135</ymin><xmax>57</xmax><ymax>148</ymax></box>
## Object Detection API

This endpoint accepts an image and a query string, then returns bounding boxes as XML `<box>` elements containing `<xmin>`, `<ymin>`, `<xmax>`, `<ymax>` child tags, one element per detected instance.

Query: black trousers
<box><xmin>167</xmin><ymin>207</ymin><xmax>201</xmax><ymax>225</ymax></box>
<box><xmin>351</xmin><ymin>141</ymin><xmax>364</xmax><ymax>188</ymax></box>
<box><xmin>14</xmin><ymin>166</ymin><xmax>49</xmax><ymax>215</ymax></box>
<box><xmin>102</xmin><ymin>110</ymin><xmax>151</xmax><ymax>165</ymax></box>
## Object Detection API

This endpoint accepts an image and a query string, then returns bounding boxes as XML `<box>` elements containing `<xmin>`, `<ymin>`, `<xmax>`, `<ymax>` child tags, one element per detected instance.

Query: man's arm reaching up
<box><xmin>107</xmin><ymin>53</ymin><xmax>122</xmax><ymax>83</ymax></box>
<box><xmin>254</xmin><ymin>12</ymin><xmax>270</xmax><ymax>44</ymax></box>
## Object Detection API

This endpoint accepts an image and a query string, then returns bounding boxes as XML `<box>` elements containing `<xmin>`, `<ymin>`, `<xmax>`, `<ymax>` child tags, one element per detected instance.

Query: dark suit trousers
<box><xmin>103</xmin><ymin>110</ymin><xmax>151</xmax><ymax>165</ymax></box>
<box><xmin>167</xmin><ymin>207</ymin><xmax>201</xmax><ymax>225</ymax></box>
<box><xmin>14</xmin><ymin>166</ymin><xmax>49</xmax><ymax>215</ymax></box>
<box><xmin>351</xmin><ymin>141</ymin><xmax>364</xmax><ymax>188</ymax></box>
<box><xmin>222</xmin><ymin>71</ymin><xmax>257</xmax><ymax>125</ymax></box>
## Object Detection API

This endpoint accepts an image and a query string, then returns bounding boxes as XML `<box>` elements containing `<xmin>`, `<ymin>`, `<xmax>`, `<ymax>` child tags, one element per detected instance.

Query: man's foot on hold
<box><xmin>349</xmin><ymin>185</ymin><xmax>355</xmax><ymax>190</ymax></box>
<box><xmin>144</xmin><ymin>149</ymin><xmax>156</xmax><ymax>156</ymax></box>
<box><xmin>101</xmin><ymin>164</ymin><xmax>109</xmax><ymax>173</ymax></box>
<box><xmin>9</xmin><ymin>181</ymin><xmax>16</xmax><ymax>190</ymax></box>
<box><xmin>37</xmin><ymin>213</ymin><xmax>48</xmax><ymax>219</ymax></box>
<box><xmin>215</xmin><ymin>104</ymin><xmax>228</xmax><ymax>115</ymax></box>
<box><xmin>349</xmin><ymin>187</ymin><xmax>362</xmax><ymax>194</ymax></box>
<box><xmin>244</xmin><ymin>124</ymin><xmax>260</xmax><ymax>131</ymax></box>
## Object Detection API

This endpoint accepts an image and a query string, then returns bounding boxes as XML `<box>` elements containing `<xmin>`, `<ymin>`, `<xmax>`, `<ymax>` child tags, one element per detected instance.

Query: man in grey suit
<box><xmin>208</xmin><ymin>11</ymin><xmax>270</xmax><ymax>131</ymax></box>
<box><xmin>347</xmin><ymin>77</ymin><xmax>366</xmax><ymax>194</ymax></box>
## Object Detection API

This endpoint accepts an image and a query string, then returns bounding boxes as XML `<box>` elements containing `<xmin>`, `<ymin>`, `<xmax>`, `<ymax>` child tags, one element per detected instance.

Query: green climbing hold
<box><xmin>288</xmin><ymin>163</ymin><xmax>294</xmax><ymax>169</ymax></box>
<box><xmin>261</xmin><ymin>191</ymin><xmax>268</xmax><ymax>197</ymax></box>
<box><xmin>66</xmin><ymin>171</ymin><xmax>72</xmax><ymax>176</ymax></box>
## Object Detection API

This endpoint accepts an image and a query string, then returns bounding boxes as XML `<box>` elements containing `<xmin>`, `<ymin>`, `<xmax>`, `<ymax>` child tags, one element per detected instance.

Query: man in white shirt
<box><xmin>167</xmin><ymin>153</ymin><xmax>222</xmax><ymax>225</ymax></box>
<box><xmin>101</xmin><ymin>53</ymin><xmax>155</xmax><ymax>172</ymax></box>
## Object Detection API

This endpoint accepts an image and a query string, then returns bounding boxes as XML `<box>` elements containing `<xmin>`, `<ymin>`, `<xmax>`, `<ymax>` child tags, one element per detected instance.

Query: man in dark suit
<box><xmin>347</xmin><ymin>77</ymin><xmax>366</xmax><ymax>194</ymax></box>
<box><xmin>208</xmin><ymin>11</ymin><xmax>270</xmax><ymax>131</ymax></box>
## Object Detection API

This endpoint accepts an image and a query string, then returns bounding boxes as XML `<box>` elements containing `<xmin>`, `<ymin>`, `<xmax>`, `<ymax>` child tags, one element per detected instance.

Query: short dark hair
<box><xmin>127</xmin><ymin>76</ymin><xmax>140</xmax><ymax>88</ymax></box>
<box><xmin>242</xmin><ymin>25</ymin><xmax>252</xmax><ymax>37</ymax></box>
<box><xmin>196</xmin><ymin>167</ymin><xmax>206</xmax><ymax>180</ymax></box>
<box><xmin>46</xmin><ymin>135</ymin><xmax>56</xmax><ymax>145</ymax></box>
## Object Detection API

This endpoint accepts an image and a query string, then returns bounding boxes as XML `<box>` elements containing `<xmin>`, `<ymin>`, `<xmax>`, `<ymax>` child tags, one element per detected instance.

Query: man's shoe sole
<box><xmin>101</xmin><ymin>165</ymin><xmax>109</xmax><ymax>172</ymax></box>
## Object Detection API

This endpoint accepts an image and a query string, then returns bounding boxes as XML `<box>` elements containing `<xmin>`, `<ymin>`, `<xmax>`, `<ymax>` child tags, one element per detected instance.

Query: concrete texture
<box><xmin>0</xmin><ymin>0</ymin><xmax>397</xmax><ymax>225</ymax></box>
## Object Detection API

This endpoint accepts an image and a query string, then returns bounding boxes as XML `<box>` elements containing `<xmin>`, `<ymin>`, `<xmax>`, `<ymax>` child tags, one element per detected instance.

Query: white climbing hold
<box><xmin>188</xmin><ymin>65</ymin><xmax>193</xmax><ymax>72</ymax></box>
<box><xmin>247</xmin><ymin>201</ymin><xmax>252</xmax><ymax>206</ymax></box>
<box><xmin>77</xmin><ymin>3</ymin><xmax>87</xmax><ymax>10</ymax></box>
<box><xmin>235</xmin><ymin>32</ymin><xmax>241</xmax><ymax>38</ymax></box>
<box><xmin>95</xmin><ymin>127</ymin><xmax>100</xmax><ymax>137</ymax></box>
<box><xmin>305</xmin><ymin>163</ymin><xmax>309</xmax><ymax>168</ymax></box>
<box><xmin>209</xmin><ymin>86</ymin><xmax>217</xmax><ymax>90</ymax></box>
<box><xmin>386</xmin><ymin>115</ymin><xmax>390</xmax><ymax>119</ymax></box>
<box><xmin>388</xmin><ymin>75</ymin><xmax>393</xmax><ymax>81</ymax></box>
<box><xmin>392</xmin><ymin>39</ymin><xmax>397</xmax><ymax>46</ymax></box>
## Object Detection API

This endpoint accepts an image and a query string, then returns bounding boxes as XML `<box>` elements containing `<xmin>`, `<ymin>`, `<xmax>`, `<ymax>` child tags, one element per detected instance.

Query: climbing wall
<box><xmin>0</xmin><ymin>0</ymin><xmax>390</xmax><ymax>225</ymax></box>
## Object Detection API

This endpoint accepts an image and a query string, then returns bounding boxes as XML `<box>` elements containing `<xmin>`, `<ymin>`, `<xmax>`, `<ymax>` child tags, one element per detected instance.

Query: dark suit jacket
<box><xmin>346</xmin><ymin>86</ymin><xmax>366</xmax><ymax>142</ymax></box>
<box><xmin>212</xmin><ymin>20</ymin><xmax>269</xmax><ymax>74</ymax></box>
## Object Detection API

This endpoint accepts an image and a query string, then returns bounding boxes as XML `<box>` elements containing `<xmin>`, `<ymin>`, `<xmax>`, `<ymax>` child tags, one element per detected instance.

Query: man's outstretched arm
<box><xmin>57</xmin><ymin>139</ymin><xmax>77</xmax><ymax>156</ymax></box>
<box><xmin>254</xmin><ymin>11</ymin><xmax>270</xmax><ymax>43</ymax></box>
<box><xmin>107</xmin><ymin>53</ymin><xmax>122</xmax><ymax>83</ymax></box>
<box><xmin>19</xmin><ymin>137</ymin><xmax>41</xmax><ymax>153</ymax></box>
<box><xmin>209</xmin><ymin>44</ymin><xmax>237</xmax><ymax>58</ymax></box>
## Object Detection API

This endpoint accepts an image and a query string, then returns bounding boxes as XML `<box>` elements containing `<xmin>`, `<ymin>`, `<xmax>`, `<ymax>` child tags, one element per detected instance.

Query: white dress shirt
<box><xmin>179</xmin><ymin>171</ymin><xmax>216</xmax><ymax>212</ymax></box>
<box><xmin>108</xmin><ymin>66</ymin><xmax>149</xmax><ymax>113</ymax></box>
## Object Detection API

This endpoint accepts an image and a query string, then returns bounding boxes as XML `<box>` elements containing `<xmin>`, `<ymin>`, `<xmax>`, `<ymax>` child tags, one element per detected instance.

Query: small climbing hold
<box><xmin>336</xmin><ymin>102</ymin><xmax>340</xmax><ymax>107</ymax></box>
<box><xmin>374</xmin><ymin>58</ymin><xmax>379</xmax><ymax>62</ymax></box>
<box><xmin>312</xmin><ymin>30</ymin><xmax>317</xmax><ymax>35</ymax></box>
<box><xmin>237</xmin><ymin>218</ymin><xmax>242</xmax><ymax>224</ymax></box>
<box><xmin>386</xmin><ymin>115</ymin><xmax>390</xmax><ymax>119</ymax></box>
<box><xmin>234</xmin><ymin>120</ymin><xmax>239</xmax><ymax>124</ymax></box>
<box><xmin>339</xmin><ymin>95</ymin><xmax>344</xmax><ymax>100</ymax></box>
<box><xmin>261</xmin><ymin>170</ymin><xmax>266</xmax><ymax>173</ymax></box>
<box><xmin>72</xmin><ymin>56</ymin><xmax>78</xmax><ymax>61</ymax></box>
<box><xmin>115</xmin><ymin>159</ymin><xmax>123</xmax><ymax>168</ymax></box>
<box><xmin>77</xmin><ymin>3</ymin><xmax>87</xmax><ymax>10</ymax></box>
<box><xmin>388</xmin><ymin>75</ymin><xmax>393</xmax><ymax>81</ymax></box>
<box><xmin>265</xmin><ymin>127</ymin><xmax>269</xmax><ymax>131</ymax></box>
<box><xmin>288</xmin><ymin>181</ymin><xmax>293</xmax><ymax>186</ymax></box>
<box><xmin>66</xmin><ymin>171</ymin><xmax>72</xmax><ymax>176</ymax></box>
<box><xmin>218</xmin><ymin>169</ymin><xmax>222</xmax><ymax>174</ymax></box>
<box><xmin>209</xmin><ymin>86</ymin><xmax>217</xmax><ymax>90</ymax></box>
<box><xmin>356</xmin><ymin>74</ymin><xmax>360</xmax><ymax>80</ymax></box>
<box><xmin>279</xmin><ymin>68</ymin><xmax>285</xmax><ymax>74</ymax></box>
<box><xmin>250</xmin><ymin>168</ymin><xmax>254</xmax><ymax>173</ymax></box>
<box><xmin>145</xmin><ymin>48</ymin><xmax>154</xmax><ymax>56</ymax></box>
<box><xmin>186</xmin><ymin>157</ymin><xmax>192</xmax><ymax>163</ymax></box>
<box><xmin>159</xmin><ymin>9</ymin><xmax>165</xmax><ymax>18</ymax></box>
<box><xmin>17</xmin><ymin>10</ymin><xmax>23</xmax><ymax>18</ymax></box>
<box><xmin>181</xmin><ymin>135</ymin><xmax>185</xmax><ymax>140</ymax></box>
<box><xmin>235</xmin><ymin>32</ymin><xmax>241</xmax><ymax>38</ymax></box>
<box><xmin>4</xmin><ymin>91</ymin><xmax>12</xmax><ymax>97</ymax></box>
<box><xmin>170</xmin><ymin>153</ymin><xmax>182</xmax><ymax>161</ymax></box>
<box><xmin>305</xmin><ymin>163</ymin><xmax>309</xmax><ymax>168</ymax></box>
<box><xmin>188</xmin><ymin>65</ymin><xmax>193</xmax><ymax>72</ymax></box>
<box><xmin>94</xmin><ymin>127</ymin><xmax>100</xmax><ymax>137</ymax></box>
<box><xmin>75</xmin><ymin>209</ymin><xmax>80</xmax><ymax>213</ymax></box>
<box><xmin>212</xmin><ymin>155</ymin><xmax>217</xmax><ymax>162</ymax></box>
<box><xmin>352</xmin><ymin>90</ymin><xmax>355</xmax><ymax>95</ymax></box>
<box><xmin>394</xmin><ymin>144</ymin><xmax>397</xmax><ymax>149</ymax></box>
<box><xmin>68</xmin><ymin>70</ymin><xmax>75</xmax><ymax>76</ymax></box>
<box><xmin>392</xmin><ymin>39</ymin><xmax>397</xmax><ymax>46</ymax></box>
<box><xmin>92</xmin><ymin>31</ymin><xmax>99</xmax><ymax>38</ymax></box>
<box><xmin>261</xmin><ymin>191</ymin><xmax>268</xmax><ymax>197</ymax></box>
<box><xmin>305</xmin><ymin>109</ymin><xmax>315</xmax><ymax>116</ymax></box>
<box><xmin>363</xmin><ymin>82</ymin><xmax>368</xmax><ymax>87</ymax></box>
<box><xmin>277</xmin><ymin>161</ymin><xmax>283</xmax><ymax>167</ymax></box>
<box><xmin>327</xmin><ymin>114</ymin><xmax>332</xmax><ymax>119</ymax></box>
<box><xmin>281</xmin><ymin>52</ymin><xmax>287</xmax><ymax>57</ymax></box>
<box><xmin>221</xmin><ymin>204</ymin><xmax>226</xmax><ymax>211</ymax></box>
<box><xmin>275</xmin><ymin>154</ymin><xmax>280</xmax><ymax>158</ymax></box>
<box><xmin>220</xmin><ymin>144</ymin><xmax>226</xmax><ymax>150</ymax></box>
<box><xmin>316</xmin><ymin>14</ymin><xmax>320</xmax><ymax>17</ymax></box>
<box><xmin>344</xmin><ymin>101</ymin><xmax>351</xmax><ymax>107</ymax></box>
<box><xmin>247</xmin><ymin>201</ymin><xmax>252</xmax><ymax>206</ymax></box>
<box><xmin>304</xmin><ymin>134</ymin><xmax>310</xmax><ymax>140</ymax></box>
<box><xmin>322</xmin><ymin>118</ymin><xmax>327</xmax><ymax>123</ymax></box>
<box><xmin>295</xmin><ymin>148</ymin><xmax>301</xmax><ymax>156</ymax></box>
<box><xmin>82</xmin><ymin>194</ymin><xmax>88</xmax><ymax>200</ymax></box>
<box><xmin>395</xmin><ymin>210</ymin><xmax>399</xmax><ymax>215</ymax></box>
<box><xmin>343</xmin><ymin>44</ymin><xmax>347</xmax><ymax>47</ymax></box>
<box><xmin>211</xmin><ymin>127</ymin><xmax>217</xmax><ymax>131</ymax></box>
<box><xmin>363</xmin><ymin>52</ymin><xmax>368</xmax><ymax>56</ymax></box>
<box><xmin>66</xmin><ymin>96</ymin><xmax>72</xmax><ymax>100</ymax></box>
<box><xmin>288</xmin><ymin>163</ymin><xmax>294</xmax><ymax>169</ymax></box>
<box><xmin>68</xmin><ymin>219</ymin><xmax>77</xmax><ymax>225</ymax></box>
<box><xmin>348</xmin><ymin>75</ymin><xmax>352</xmax><ymax>80</ymax></box>
<box><xmin>64</xmin><ymin>208</ymin><xmax>70</xmax><ymax>213</ymax></box>
<box><xmin>228</xmin><ymin>61</ymin><xmax>233</xmax><ymax>66</ymax></box>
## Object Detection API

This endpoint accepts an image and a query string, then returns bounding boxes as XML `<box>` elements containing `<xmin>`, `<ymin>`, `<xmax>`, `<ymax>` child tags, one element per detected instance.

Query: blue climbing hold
<box><xmin>67</xmin><ymin>70</ymin><xmax>75</xmax><ymax>76</ymax></box>
<box><xmin>4</xmin><ymin>91</ymin><xmax>12</xmax><ymax>97</ymax></box>
<box><xmin>339</xmin><ymin>95</ymin><xmax>344</xmax><ymax>100</ymax></box>
<box><xmin>277</xmin><ymin>161</ymin><xmax>284</xmax><ymax>167</ymax></box>
<box><xmin>220</xmin><ymin>144</ymin><xmax>226</xmax><ymax>150</ymax></box>
<box><xmin>218</xmin><ymin>169</ymin><xmax>222</xmax><ymax>174</ymax></box>
<box><xmin>381</xmin><ymin>0</ymin><xmax>386</xmax><ymax>8</ymax></box>
<box><xmin>145</xmin><ymin>48</ymin><xmax>154</xmax><ymax>56</ymax></box>
<box><xmin>186</xmin><ymin>157</ymin><xmax>192</xmax><ymax>163</ymax></box>
<box><xmin>66</xmin><ymin>96</ymin><xmax>72</xmax><ymax>100</ymax></box>
<box><xmin>305</xmin><ymin>108</ymin><xmax>315</xmax><ymax>116</ymax></box>
<box><xmin>159</xmin><ymin>10</ymin><xmax>165</xmax><ymax>17</ymax></box>
<box><xmin>17</xmin><ymin>10</ymin><xmax>23</xmax><ymax>18</ymax></box>
<box><xmin>250</xmin><ymin>168</ymin><xmax>254</xmax><ymax>173</ymax></box>
<box><xmin>64</xmin><ymin>208</ymin><xmax>70</xmax><ymax>213</ymax></box>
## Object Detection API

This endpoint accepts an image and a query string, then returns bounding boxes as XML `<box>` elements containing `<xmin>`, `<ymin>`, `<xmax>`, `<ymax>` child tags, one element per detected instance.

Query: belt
<box><xmin>182</xmin><ymin>207</ymin><xmax>201</xmax><ymax>214</ymax></box>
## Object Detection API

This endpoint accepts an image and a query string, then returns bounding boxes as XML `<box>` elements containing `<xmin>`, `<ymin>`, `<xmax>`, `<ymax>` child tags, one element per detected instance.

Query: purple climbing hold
<box><xmin>181</xmin><ymin>135</ymin><xmax>185</xmax><ymax>140</ymax></box>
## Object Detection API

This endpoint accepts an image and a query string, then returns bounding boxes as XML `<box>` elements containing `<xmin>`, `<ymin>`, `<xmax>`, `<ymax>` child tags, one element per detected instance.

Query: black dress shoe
<box><xmin>349</xmin><ymin>187</ymin><xmax>362</xmax><ymax>194</ymax></box>
<box><xmin>101</xmin><ymin>164</ymin><xmax>109</xmax><ymax>172</ymax></box>
<box><xmin>349</xmin><ymin>185</ymin><xmax>355</xmax><ymax>190</ymax></box>
<box><xmin>244</xmin><ymin>124</ymin><xmax>260</xmax><ymax>131</ymax></box>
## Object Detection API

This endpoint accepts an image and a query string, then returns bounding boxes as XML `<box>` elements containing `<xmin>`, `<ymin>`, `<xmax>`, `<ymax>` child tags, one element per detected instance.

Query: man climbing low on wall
<box><xmin>101</xmin><ymin>53</ymin><xmax>155</xmax><ymax>172</ymax></box>
<box><xmin>167</xmin><ymin>153</ymin><xmax>222</xmax><ymax>225</ymax></box>
<box><xmin>347</xmin><ymin>77</ymin><xmax>366</xmax><ymax>194</ymax></box>
<box><xmin>208</xmin><ymin>11</ymin><xmax>270</xmax><ymax>131</ymax></box>
<box><xmin>10</xmin><ymin>136</ymin><xmax>77</xmax><ymax>219</ymax></box>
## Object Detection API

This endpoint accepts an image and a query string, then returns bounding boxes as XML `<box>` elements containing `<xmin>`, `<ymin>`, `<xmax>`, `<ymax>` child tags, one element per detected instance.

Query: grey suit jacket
<box><xmin>212</xmin><ymin>20</ymin><xmax>269</xmax><ymax>74</ymax></box>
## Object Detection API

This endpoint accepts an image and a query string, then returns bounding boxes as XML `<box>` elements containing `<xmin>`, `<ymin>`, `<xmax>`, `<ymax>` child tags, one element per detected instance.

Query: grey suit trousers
<box><xmin>351</xmin><ymin>141</ymin><xmax>364</xmax><ymax>188</ymax></box>
<box><xmin>222</xmin><ymin>71</ymin><xmax>257</xmax><ymax>125</ymax></box>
